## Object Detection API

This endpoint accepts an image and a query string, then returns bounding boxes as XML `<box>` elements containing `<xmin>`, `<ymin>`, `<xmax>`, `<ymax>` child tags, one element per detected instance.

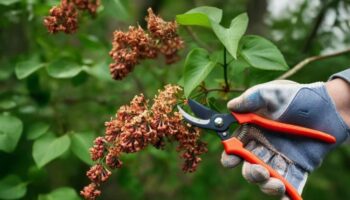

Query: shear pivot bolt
<box><xmin>214</xmin><ymin>117</ymin><xmax>224</xmax><ymax>127</ymax></box>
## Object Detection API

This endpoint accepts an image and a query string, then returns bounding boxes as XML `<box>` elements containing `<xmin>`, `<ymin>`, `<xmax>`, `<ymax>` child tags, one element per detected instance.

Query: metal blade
<box><xmin>177</xmin><ymin>105</ymin><xmax>211</xmax><ymax>129</ymax></box>
<box><xmin>188</xmin><ymin>99</ymin><xmax>217</xmax><ymax>119</ymax></box>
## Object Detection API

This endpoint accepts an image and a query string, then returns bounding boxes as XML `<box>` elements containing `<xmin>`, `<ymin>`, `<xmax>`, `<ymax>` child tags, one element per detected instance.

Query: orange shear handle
<box><xmin>231</xmin><ymin>112</ymin><xmax>336</xmax><ymax>144</ymax></box>
<box><xmin>222</xmin><ymin>137</ymin><xmax>302</xmax><ymax>200</ymax></box>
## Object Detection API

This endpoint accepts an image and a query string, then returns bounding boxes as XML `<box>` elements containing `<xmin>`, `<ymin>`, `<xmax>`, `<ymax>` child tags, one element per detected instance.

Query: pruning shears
<box><xmin>177</xmin><ymin>99</ymin><xmax>336</xmax><ymax>200</ymax></box>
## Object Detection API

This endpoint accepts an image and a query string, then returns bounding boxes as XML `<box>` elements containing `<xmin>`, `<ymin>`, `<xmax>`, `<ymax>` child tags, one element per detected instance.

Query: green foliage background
<box><xmin>1</xmin><ymin>0</ymin><xmax>350</xmax><ymax>199</ymax></box>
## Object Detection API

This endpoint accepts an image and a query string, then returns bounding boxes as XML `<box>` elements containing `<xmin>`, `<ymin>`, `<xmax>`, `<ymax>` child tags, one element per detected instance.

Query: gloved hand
<box><xmin>220</xmin><ymin>80</ymin><xmax>349</xmax><ymax>199</ymax></box>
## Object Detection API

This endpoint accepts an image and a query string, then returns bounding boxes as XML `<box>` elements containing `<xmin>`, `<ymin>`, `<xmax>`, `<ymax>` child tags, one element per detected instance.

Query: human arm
<box><xmin>327</xmin><ymin>74</ymin><xmax>350</xmax><ymax>126</ymax></box>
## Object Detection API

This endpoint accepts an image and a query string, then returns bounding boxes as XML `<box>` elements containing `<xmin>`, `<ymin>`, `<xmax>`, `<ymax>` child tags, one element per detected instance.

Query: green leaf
<box><xmin>32</xmin><ymin>134</ymin><xmax>71</xmax><ymax>168</ymax></box>
<box><xmin>83</xmin><ymin>62</ymin><xmax>113</xmax><ymax>82</ymax></box>
<box><xmin>78</xmin><ymin>34</ymin><xmax>103</xmax><ymax>49</ymax></box>
<box><xmin>177</xmin><ymin>10</ymin><xmax>248</xmax><ymax>59</ymax></box>
<box><xmin>239</xmin><ymin>35</ymin><xmax>289</xmax><ymax>71</ymax></box>
<box><xmin>177</xmin><ymin>76</ymin><xmax>184</xmax><ymax>87</ymax></box>
<box><xmin>207</xmin><ymin>97</ymin><xmax>221</xmax><ymax>113</ymax></box>
<box><xmin>0</xmin><ymin>61</ymin><xmax>13</xmax><ymax>81</ymax></box>
<box><xmin>15</xmin><ymin>60</ymin><xmax>45</xmax><ymax>79</ymax></box>
<box><xmin>0</xmin><ymin>100</ymin><xmax>16</xmax><ymax>110</ymax></box>
<box><xmin>38</xmin><ymin>187</ymin><xmax>80</xmax><ymax>200</ymax></box>
<box><xmin>0</xmin><ymin>0</ymin><xmax>21</xmax><ymax>6</ymax></box>
<box><xmin>47</xmin><ymin>60</ymin><xmax>83</xmax><ymax>79</ymax></box>
<box><xmin>0</xmin><ymin>175</ymin><xmax>27</xmax><ymax>200</ymax></box>
<box><xmin>111</xmin><ymin>0</ymin><xmax>130</xmax><ymax>20</ymax></box>
<box><xmin>176</xmin><ymin>6</ymin><xmax>222</xmax><ymax>28</ymax></box>
<box><xmin>26</xmin><ymin>122</ymin><xmax>50</xmax><ymax>140</ymax></box>
<box><xmin>70</xmin><ymin>132</ymin><xmax>94</xmax><ymax>165</ymax></box>
<box><xmin>184</xmin><ymin>48</ymin><xmax>217</xmax><ymax>97</ymax></box>
<box><xmin>0</xmin><ymin>115</ymin><xmax>23</xmax><ymax>153</ymax></box>
<box><xmin>212</xmin><ymin>13</ymin><xmax>248</xmax><ymax>59</ymax></box>
<box><xmin>186</xmin><ymin>6</ymin><xmax>222</xmax><ymax>23</ymax></box>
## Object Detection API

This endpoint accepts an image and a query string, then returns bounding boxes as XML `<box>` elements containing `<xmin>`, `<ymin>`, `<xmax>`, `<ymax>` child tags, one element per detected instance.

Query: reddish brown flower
<box><xmin>146</xmin><ymin>8</ymin><xmax>184</xmax><ymax>64</ymax></box>
<box><xmin>108</xmin><ymin>8</ymin><xmax>184</xmax><ymax>80</ymax></box>
<box><xmin>146</xmin><ymin>8</ymin><xmax>178</xmax><ymax>40</ymax></box>
<box><xmin>72</xmin><ymin>0</ymin><xmax>100</xmax><ymax>15</ymax></box>
<box><xmin>44</xmin><ymin>0</ymin><xmax>78</xmax><ymax>34</ymax></box>
<box><xmin>89</xmin><ymin>137</ymin><xmax>106</xmax><ymax>161</ymax></box>
<box><xmin>159</xmin><ymin>37</ymin><xmax>184</xmax><ymax>64</ymax></box>
<box><xmin>86</xmin><ymin>164</ymin><xmax>111</xmax><ymax>183</ymax></box>
<box><xmin>105</xmin><ymin>150</ymin><xmax>122</xmax><ymax>169</ymax></box>
<box><xmin>44</xmin><ymin>0</ymin><xmax>100</xmax><ymax>34</ymax></box>
<box><xmin>80</xmin><ymin>183</ymin><xmax>101</xmax><ymax>200</ymax></box>
<box><xmin>109</xmin><ymin>27</ymin><xmax>157</xmax><ymax>80</ymax></box>
<box><xmin>81</xmin><ymin>85</ymin><xmax>207</xmax><ymax>199</ymax></box>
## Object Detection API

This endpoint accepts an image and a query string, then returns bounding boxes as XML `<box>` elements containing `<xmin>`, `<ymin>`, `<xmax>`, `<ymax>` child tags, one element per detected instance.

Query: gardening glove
<box><xmin>220</xmin><ymin>80</ymin><xmax>349</xmax><ymax>199</ymax></box>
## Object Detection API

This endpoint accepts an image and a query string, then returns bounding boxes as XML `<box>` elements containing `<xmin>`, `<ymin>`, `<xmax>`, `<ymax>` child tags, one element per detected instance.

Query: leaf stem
<box><xmin>200</xmin><ymin>85</ymin><xmax>245</xmax><ymax>94</ymax></box>
<box><xmin>223</xmin><ymin>48</ymin><xmax>230</xmax><ymax>92</ymax></box>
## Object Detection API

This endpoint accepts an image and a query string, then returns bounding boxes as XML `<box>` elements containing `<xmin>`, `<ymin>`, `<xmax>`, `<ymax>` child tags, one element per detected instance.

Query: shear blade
<box><xmin>177</xmin><ymin>105</ymin><xmax>210</xmax><ymax>128</ymax></box>
<box><xmin>188</xmin><ymin>99</ymin><xmax>217</xmax><ymax>119</ymax></box>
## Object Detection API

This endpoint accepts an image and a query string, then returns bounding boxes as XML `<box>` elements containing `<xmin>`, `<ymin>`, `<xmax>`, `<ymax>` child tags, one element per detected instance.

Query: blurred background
<box><xmin>1</xmin><ymin>0</ymin><xmax>350</xmax><ymax>199</ymax></box>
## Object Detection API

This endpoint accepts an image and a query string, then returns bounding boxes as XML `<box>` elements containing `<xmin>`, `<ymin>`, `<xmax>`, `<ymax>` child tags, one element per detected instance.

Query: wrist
<box><xmin>326</xmin><ymin>78</ymin><xmax>350</xmax><ymax>127</ymax></box>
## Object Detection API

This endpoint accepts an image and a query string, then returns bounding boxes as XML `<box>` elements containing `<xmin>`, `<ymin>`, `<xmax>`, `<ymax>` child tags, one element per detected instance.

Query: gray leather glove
<box><xmin>221</xmin><ymin>80</ymin><xmax>349</xmax><ymax>199</ymax></box>
<box><xmin>221</xmin><ymin>126</ymin><xmax>303</xmax><ymax>200</ymax></box>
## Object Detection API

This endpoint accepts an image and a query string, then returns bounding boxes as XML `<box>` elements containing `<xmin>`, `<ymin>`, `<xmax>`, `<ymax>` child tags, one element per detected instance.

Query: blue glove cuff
<box><xmin>328</xmin><ymin>68</ymin><xmax>350</xmax><ymax>84</ymax></box>
<box><xmin>264</xmin><ymin>85</ymin><xmax>349</xmax><ymax>172</ymax></box>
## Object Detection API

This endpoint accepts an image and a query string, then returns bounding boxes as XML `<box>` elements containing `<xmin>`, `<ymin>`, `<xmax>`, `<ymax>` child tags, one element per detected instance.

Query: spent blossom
<box><xmin>81</xmin><ymin>84</ymin><xmax>207</xmax><ymax>200</ymax></box>
<box><xmin>44</xmin><ymin>0</ymin><xmax>100</xmax><ymax>34</ymax></box>
<box><xmin>44</xmin><ymin>0</ymin><xmax>78</xmax><ymax>34</ymax></box>
<box><xmin>109</xmin><ymin>8</ymin><xmax>184</xmax><ymax>80</ymax></box>
<box><xmin>80</xmin><ymin>183</ymin><xmax>101</xmax><ymax>200</ymax></box>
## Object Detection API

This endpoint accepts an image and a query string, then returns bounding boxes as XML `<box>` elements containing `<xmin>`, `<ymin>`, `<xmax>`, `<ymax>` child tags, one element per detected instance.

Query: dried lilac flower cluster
<box><xmin>109</xmin><ymin>8</ymin><xmax>184</xmax><ymax>80</ymax></box>
<box><xmin>44</xmin><ymin>0</ymin><xmax>100</xmax><ymax>34</ymax></box>
<box><xmin>81</xmin><ymin>85</ymin><xmax>207</xmax><ymax>200</ymax></box>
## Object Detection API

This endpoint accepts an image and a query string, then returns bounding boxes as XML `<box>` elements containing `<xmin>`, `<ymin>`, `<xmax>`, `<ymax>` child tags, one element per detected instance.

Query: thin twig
<box><xmin>276</xmin><ymin>48</ymin><xmax>350</xmax><ymax>80</ymax></box>
<box><xmin>185</xmin><ymin>27</ymin><xmax>213</xmax><ymax>52</ymax></box>
<box><xmin>190</xmin><ymin>91</ymin><xmax>207</xmax><ymax>99</ymax></box>
<box><xmin>203</xmin><ymin>87</ymin><xmax>245</xmax><ymax>94</ymax></box>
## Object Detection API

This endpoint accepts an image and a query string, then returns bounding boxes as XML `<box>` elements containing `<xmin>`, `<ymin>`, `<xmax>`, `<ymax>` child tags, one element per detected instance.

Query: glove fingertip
<box><xmin>227</xmin><ymin>97</ymin><xmax>241</xmax><ymax>111</ymax></box>
<box><xmin>259</xmin><ymin>177</ymin><xmax>286</xmax><ymax>196</ymax></box>
<box><xmin>227</xmin><ymin>92</ymin><xmax>263</xmax><ymax>113</ymax></box>
<box><xmin>281</xmin><ymin>196</ymin><xmax>291</xmax><ymax>200</ymax></box>
<box><xmin>242</xmin><ymin>162</ymin><xmax>270</xmax><ymax>183</ymax></box>
<box><xmin>251</xmin><ymin>164</ymin><xmax>270</xmax><ymax>181</ymax></box>
<box><xmin>220</xmin><ymin>151</ymin><xmax>242</xmax><ymax>168</ymax></box>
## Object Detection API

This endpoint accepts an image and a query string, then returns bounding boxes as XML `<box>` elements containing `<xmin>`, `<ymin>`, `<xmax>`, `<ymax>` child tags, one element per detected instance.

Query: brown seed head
<box><xmin>72</xmin><ymin>0</ymin><xmax>100</xmax><ymax>15</ymax></box>
<box><xmin>108</xmin><ymin>8</ymin><xmax>184</xmax><ymax>80</ymax></box>
<box><xmin>44</xmin><ymin>0</ymin><xmax>78</xmax><ymax>34</ymax></box>
<box><xmin>82</xmin><ymin>85</ymin><xmax>207</xmax><ymax>200</ymax></box>
<box><xmin>44</xmin><ymin>0</ymin><xmax>100</xmax><ymax>34</ymax></box>
<box><xmin>86</xmin><ymin>164</ymin><xmax>112</xmax><ymax>183</ymax></box>
<box><xmin>80</xmin><ymin>183</ymin><xmax>101</xmax><ymax>200</ymax></box>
